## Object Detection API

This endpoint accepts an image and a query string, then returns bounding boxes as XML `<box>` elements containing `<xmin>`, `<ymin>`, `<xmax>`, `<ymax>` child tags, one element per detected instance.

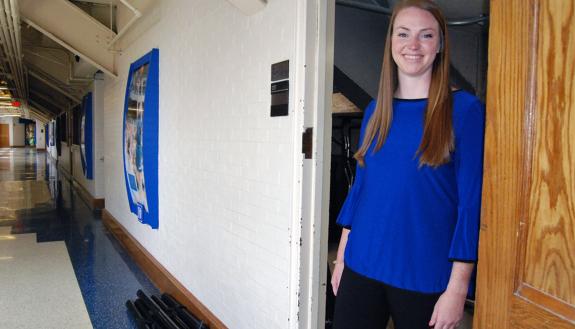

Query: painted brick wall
<box><xmin>35</xmin><ymin>121</ymin><xmax>46</xmax><ymax>149</ymax></box>
<box><xmin>103</xmin><ymin>1</ymin><xmax>300</xmax><ymax>328</ymax></box>
<box><xmin>93</xmin><ymin>74</ymin><xmax>105</xmax><ymax>198</ymax></box>
<box><xmin>47</xmin><ymin>120</ymin><xmax>57</xmax><ymax>160</ymax></box>
<box><xmin>11</xmin><ymin>122</ymin><xmax>25</xmax><ymax>147</ymax></box>
<box><xmin>60</xmin><ymin>142</ymin><xmax>72</xmax><ymax>174</ymax></box>
<box><xmin>72</xmin><ymin>145</ymin><xmax>94</xmax><ymax>194</ymax></box>
<box><xmin>71</xmin><ymin>79</ymin><xmax>106</xmax><ymax>199</ymax></box>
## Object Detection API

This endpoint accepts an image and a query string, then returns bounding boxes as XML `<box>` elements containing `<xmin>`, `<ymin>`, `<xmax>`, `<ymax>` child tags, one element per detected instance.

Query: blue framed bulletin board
<box><xmin>122</xmin><ymin>48</ymin><xmax>159</xmax><ymax>229</ymax></box>
<box><xmin>81</xmin><ymin>92</ymin><xmax>93</xmax><ymax>179</ymax></box>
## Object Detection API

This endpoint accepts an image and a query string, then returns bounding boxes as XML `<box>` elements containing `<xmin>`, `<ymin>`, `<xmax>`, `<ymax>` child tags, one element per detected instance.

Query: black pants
<box><xmin>333</xmin><ymin>267</ymin><xmax>441</xmax><ymax>329</ymax></box>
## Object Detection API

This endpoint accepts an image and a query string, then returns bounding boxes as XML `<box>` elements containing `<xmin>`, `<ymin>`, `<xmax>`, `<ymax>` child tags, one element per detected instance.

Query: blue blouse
<box><xmin>337</xmin><ymin>90</ymin><xmax>485</xmax><ymax>294</ymax></box>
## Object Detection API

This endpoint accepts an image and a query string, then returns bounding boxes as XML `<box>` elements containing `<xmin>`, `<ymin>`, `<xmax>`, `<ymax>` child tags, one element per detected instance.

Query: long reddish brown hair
<box><xmin>355</xmin><ymin>0</ymin><xmax>453</xmax><ymax>168</ymax></box>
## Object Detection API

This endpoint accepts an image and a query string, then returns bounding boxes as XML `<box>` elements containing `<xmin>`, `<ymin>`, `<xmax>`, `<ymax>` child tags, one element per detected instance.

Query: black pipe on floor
<box><xmin>126</xmin><ymin>300</ymin><xmax>153</xmax><ymax>329</ymax></box>
<box><xmin>137</xmin><ymin>290</ymin><xmax>181</xmax><ymax>329</ymax></box>
<box><xmin>161</xmin><ymin>293</ymin><xmax>208</xmax><ymax>329</ymax></box>
<box><xmin>152</xmin><ymin>295</ymin><xmax>191</xmax><ymax>329</ymax></box>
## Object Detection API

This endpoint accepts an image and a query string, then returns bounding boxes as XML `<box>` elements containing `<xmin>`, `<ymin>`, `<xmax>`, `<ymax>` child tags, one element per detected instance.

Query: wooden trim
<box><xmin>511</xmin><ymin>292</ymin><xmax>575</xmax><ymax>329</ymax></box>
<box><xmin>58</xmin><ymin>164</ymin><xmax>72</xmax><ymax>179</ymax></box>
<box><xmin>93</xmin><ymin>197</ymin><xmax>105</xmax><ymax>210</ymax></box>
<box><xmin>72</xmin><ymin>180</ymin><xmax>105</xmax><ymax>210</ymax></box>
<box><xmin>10</xmin><ymin>145</ymin><xmax>25</xmax><ymax>148</ymax></box>
<box><xmin>473</xmin><ymin>0</ymin><xmax>534</xmax><ymax>328</ymax></box>
<box><xmin>58</xmin><ymin>164</ymin><xmax>105</xmax><ymax>211</ymax></box>
<box><xmin>102</xmin><ymin>209</ymin><xmax>227</xmax><ymax>329</ymax></box>
<box><xmin>514</xmin><ymin>0</ymin><xmax>539</xmax><ymax>294</ymax></box>
<box><xmin>518</xmin><ymin>284</ymin><xmax>575</xmax><ymax>322</ymax></box>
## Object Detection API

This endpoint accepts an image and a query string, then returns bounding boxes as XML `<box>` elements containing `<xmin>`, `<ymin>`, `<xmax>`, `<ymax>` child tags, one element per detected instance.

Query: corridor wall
<box><xmin>35</xmin><ymin>121</ymin><xmax>46</xmax><ymax>149</ymax></box>
<box><xmin>60</xmin><ymin>142</ymin><xmax>71</xmax><ymax>174</ymax></box>
<box><xmin>47</xmin><ymin>120</ymin><xmax>57</xmax><ymax>159</ymax></box>
<box><xmin>104</xmin><ymin>1</ymin><xmax>301</xmax><ymax>328</ymax></box>
<box><xmin>72</xmin><ymin>78</ymin><xmax>106</xmax><ymax>201</ymax></box>
<box><xmin>10</xmin><ymin>121</ymin><xmax>25</xmax><ymax>147</ymax></box>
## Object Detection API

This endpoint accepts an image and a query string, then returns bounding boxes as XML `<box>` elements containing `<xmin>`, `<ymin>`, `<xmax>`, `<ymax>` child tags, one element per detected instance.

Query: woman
<box><xmin>331</xmin><ymin>1</ymin><xmax>485</xmax><ymax>329</ymax></box>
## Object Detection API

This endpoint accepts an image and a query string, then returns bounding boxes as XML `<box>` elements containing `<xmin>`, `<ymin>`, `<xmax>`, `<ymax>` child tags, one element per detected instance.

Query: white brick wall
<box><xmin>35</xmin><ymin>121</ymin><xmax>46</xmax><ymax>149</ymax></box>
<box><xmin>71</xmin><ymin>79</ymin><xmax>106</xmax><ymax>199</ymax></box>
<box><xmin>72</xmin><ymin>144</ymin><xmax>94</xmax><ymax>194</ymax></box>
<box><xmin>104</xmin><ymin>1</ymin><xmax>301</xmax><ymax>328</ymax></box>
<box><xmin>10</xmin><ymin>121</ymin><xmax>25</xmax><ymax>147</ymax></box>
<box><xmin>93</xmin><ymin>75</ymin><xmax>106</xmax><ymax>198</ymax></box>
<box><xmin>47</xmin><ymin>120</ymin><xmax>57</xmax><ymax>160</ymax></box>
<box><xmin>59</xmin><ymin>142</ymin><xmax>71</xmax><ymax>174</ymax></box>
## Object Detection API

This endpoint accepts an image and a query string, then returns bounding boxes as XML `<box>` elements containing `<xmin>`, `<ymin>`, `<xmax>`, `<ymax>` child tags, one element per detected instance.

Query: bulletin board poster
<box><xmin>80</xmin><ymin>92</ymin><xmax>93</xmax><ymax>179</ymax></box>
<box><xmin>49</xmin><ymin>121</ymin><xmax>55</xmax><ymax>146</ymax></box>
<box><xmin>122</xmin><ymin>48</ymin><xmax>159</xmax><ymax>229</ymax></box>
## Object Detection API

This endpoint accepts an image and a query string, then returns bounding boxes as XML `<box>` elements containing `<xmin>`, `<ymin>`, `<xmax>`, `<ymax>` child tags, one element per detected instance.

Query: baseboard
<box><xmin>102</xmin><ymin>209</ymin><xmax>227</xmax><ymax>329</ymax></box>
<box><xmin>73</xmin><ymin>180</ymin><xmax>105</xmax><ymax>210</ymax></box>
<box><xmin>58</xmin><ymin>164</ymin><xmax>72</xmax><ymax>179</ymax></box>
<box><xmin>59</xmin><ymin>166</ymin><xmax>105</xmax><ymax>211</ymax></box>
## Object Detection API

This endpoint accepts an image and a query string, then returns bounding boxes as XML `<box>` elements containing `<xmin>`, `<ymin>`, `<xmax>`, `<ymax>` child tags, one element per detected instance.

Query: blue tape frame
<box><xmin>45</xmin><ymin>123</ymin><xmax>48</xmax><ymax>148</ymax></box>
<box><xmin>122</xmin><ymin>48</ymin><xmax>159</xmax><ymax>229</ymax></box>
<box><xmin>81</xmin><ymin>92</ymin><xmax>94</xmax><ymax>179</ymax></box>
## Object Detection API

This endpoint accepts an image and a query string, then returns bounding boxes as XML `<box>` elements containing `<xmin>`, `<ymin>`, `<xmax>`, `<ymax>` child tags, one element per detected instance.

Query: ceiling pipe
<box><xmin>107</xmin><ymin>0</ymin><xmax>141</xmax><ymax>50</ymax></box>
<box><xmin>29</xmin><ymin>100</ymin><xmax>57</xmax><ymax>119</ymax></box>
<box><xmin>0</xmin><ymin>0</ymin><xmax>26</xmax><ymax>101</ymax></box>
<box><xmin>30</xmin><ymin>88</ymin><xmax>70</xmax><ymax>109</ymax></box>
<box><xmin>9</xmin><ymin>0</ymin><xmax>25</xmax><ymax>98</ymax></box>
<box><xmin>28</xmin><ymin>70</ymin><xmax>82</xmax><ymax>103</ymax></box>
<box><xmin>23</xmin><ymin>18</ymin><xmax>117</xmax><ymax>77</ymax></box>
<box><xmin>0</xmin><ymin>1</ymin><xmax>21</xmax><ymax>97</ymax></box>
<box><xmin>28</xmin><ymin>108</ymin><xmax>50</xmax><ymax>124</ymax></box>
<box><xmin>7</xmin><ymin>0</ymin><xmax>24</xmax><ymax>96</ymax></box>
<box><xmin>24</xmin><ymin>45</ymin><xmax>94</xmax><ymax>83</ymax></box>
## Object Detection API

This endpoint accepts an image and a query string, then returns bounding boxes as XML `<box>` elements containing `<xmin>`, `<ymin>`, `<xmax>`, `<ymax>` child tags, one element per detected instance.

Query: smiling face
<box><xmin>391</xmin><ymin>6</ymin><xmax>441</xmax><ymax>80</ymax></box>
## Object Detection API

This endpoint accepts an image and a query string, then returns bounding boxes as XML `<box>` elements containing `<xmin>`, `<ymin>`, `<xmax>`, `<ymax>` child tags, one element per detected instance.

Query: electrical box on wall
<box><xmin>271</xmin><ymin>60</ymin><xmax>289</xmax><ymax>117</ymax></box>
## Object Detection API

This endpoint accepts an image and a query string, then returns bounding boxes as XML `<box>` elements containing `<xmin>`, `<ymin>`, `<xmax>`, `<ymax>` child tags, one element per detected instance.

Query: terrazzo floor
<box><xmin>0</xmin><ymin>148</ymin><xmax>158</xmax><ymax>329</ymax></box>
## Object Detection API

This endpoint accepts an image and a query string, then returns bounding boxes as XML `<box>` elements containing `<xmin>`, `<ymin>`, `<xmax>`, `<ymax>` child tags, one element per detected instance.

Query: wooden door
<box><xmin>0</xmin><ymin>124</ymin><xmax>9</xmax><ymax>147</ymax></box>
<box><xmin>474</xmin><ymin>0</ymin><xmax>575</xmax><ymax>328</ymax></box>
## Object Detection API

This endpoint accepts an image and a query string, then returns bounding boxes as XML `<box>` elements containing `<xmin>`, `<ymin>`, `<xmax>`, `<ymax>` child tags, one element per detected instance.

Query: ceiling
<box><xmin>0</xmin><ymin>0</ymin><xmax>147</xmax><ymax>123</ymax></box>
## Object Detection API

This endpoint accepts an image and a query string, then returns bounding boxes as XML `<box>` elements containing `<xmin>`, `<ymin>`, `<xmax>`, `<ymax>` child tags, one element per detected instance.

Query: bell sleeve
<box><xmin>448</xmin><ymin>100</ymin><xmax>486</xmax><ymax>262</ymax></box>
<box><xmin>336</xmin><ymin>100</ymin><xmax>375</xmax><ymax>229</ymax></box>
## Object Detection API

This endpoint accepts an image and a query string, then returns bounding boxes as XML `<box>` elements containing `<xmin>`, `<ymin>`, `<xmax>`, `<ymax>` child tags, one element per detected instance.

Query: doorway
<box><xmin>322</xmin><ymin>1</ymin><xmax>489</xmax><ymax>328</ymax></box>
<box><xmin>0</xmin><ymin>123</ymin><xmax>8</xmax><ymax>147</ymax></box>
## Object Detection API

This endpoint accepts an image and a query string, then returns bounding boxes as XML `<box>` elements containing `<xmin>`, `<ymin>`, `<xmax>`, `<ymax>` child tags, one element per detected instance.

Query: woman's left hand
<box><xmin>428</xmin><ymin>289</ymin><xmax>466</xmax><ymax>329</ymax></box>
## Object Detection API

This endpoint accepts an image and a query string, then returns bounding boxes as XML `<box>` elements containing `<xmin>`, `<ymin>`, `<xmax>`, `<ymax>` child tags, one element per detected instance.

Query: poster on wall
<box><xmin>49</xmin><ymin>121</ymin><xmax>55</xmax><ymax>146</ymax></box>
<box><xmin>80</xmin><ymin>93</ymin><xmax>93</xmax><ymax>179</ymax></box>
<box><xmin>123</xmin><ymin>48</ymin><xmax>159</xmax><ymax>229</ymax></box>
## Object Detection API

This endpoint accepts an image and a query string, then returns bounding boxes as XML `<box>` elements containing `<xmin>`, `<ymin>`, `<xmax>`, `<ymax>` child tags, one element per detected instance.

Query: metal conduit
<box><xmin>10</xmin><ymin>0</ymin><xmax>26</xmax><ymax>98</ymax></box>
<box><xmin>2</xmin><ymin>0</ymin><xmax>20</xmax><ymax>96</ymax></box>
<box><xmin>0</xmin><ymin>2</ymin><xmax>18</xmax><ymax>89</ymax></box>
<box><xmin>335</xmin><ymin>0</ymin><xmax>489</xmax><ymax>26</ymax></box>
<box><xmin>0</xmin><ymin>0</ymin><xmax>25</xmax><ymax>104</ymax></box>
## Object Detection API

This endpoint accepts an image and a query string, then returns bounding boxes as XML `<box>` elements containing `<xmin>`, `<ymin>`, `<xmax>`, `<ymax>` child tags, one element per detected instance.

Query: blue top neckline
<box><xmin>393</xmin><ymin>89</ymin><xmax>464</xmax><ymax>102</ymax></box>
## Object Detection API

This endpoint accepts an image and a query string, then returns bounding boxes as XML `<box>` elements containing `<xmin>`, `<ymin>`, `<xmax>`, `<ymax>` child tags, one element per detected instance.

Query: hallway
<box><xmin>0</xmin><ymin>147</ymin><xmax>158</xmax><ymax>329</ymax></box>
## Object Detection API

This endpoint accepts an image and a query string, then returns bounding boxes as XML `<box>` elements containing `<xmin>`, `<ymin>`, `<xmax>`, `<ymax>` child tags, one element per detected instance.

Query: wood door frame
<box><xmin>474</xmin><ymin>0</ymin><xmax>535</xmax><ymax>326</ymax></box>
<box><xmin>475</xmin><ymin>0</ymin><xmax>575</xmax><ymax>327</ymax></box>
